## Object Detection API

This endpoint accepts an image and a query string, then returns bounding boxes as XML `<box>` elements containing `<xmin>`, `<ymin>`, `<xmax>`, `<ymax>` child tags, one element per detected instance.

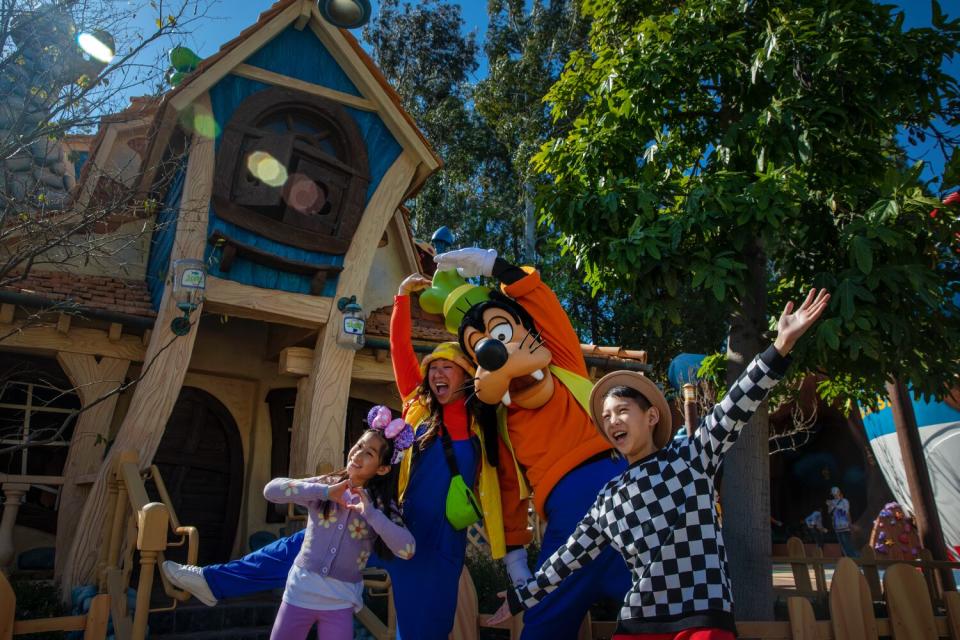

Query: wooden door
<box><xmin>151</xmin><ymin>387</ymin><xmax>243</xmax><ymax>565</ymax></box>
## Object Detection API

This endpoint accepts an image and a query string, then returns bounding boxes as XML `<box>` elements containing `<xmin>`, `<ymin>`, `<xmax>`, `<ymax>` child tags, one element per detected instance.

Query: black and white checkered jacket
<box><xmin>507</xmin><ymin>345</ymin><xmax>790</xmax><ymax>635</ymax></box>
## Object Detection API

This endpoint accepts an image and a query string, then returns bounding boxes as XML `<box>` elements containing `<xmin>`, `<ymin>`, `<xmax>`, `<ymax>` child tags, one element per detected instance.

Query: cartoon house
<box><xmin>0</xmin><ymin>0</ymin><xmax>650</xmax><ymax>614</ymax></box>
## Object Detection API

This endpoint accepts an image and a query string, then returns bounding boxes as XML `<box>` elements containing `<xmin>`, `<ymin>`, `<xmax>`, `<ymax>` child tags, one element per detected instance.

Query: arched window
<box><xmin>213</xmin><ymin>87</ymin><xmax>370</xmax><ymax>254</ymax></box>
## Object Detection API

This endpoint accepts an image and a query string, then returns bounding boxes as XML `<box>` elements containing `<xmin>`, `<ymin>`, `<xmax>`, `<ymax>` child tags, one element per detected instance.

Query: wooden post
<box><xmin>61</xmin><ymin>95</ymin><xmax>215</xmax><ymax>592</ymax></box>
<box><xmin>54</xmin><ymin>354</ymin><xmax>131</xmax><ymax>581</ymax></box>
<box><xmin>885</xmin><ymin>379</ymin><xmax>957</xmax><ymax>592</ymax></box>
<box><xmin>682</xmin><ymin>383</ymin><xmax>697</xmax><ymax>437</ymax></box>
<box><xmin>289</xmin><ymin>151</ymin><xmax>417</xmax><ymax>476</ymax></box>
<box><xmin>0</xmin><ymin>483</ymin><xmax>29</xmax><ymax>573</ymax></box>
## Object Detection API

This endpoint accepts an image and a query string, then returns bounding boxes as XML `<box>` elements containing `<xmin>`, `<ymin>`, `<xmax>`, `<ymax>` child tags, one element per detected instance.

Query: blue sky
<box><xmin>129</xmin><ymin>0</ymin><xmax>956</xmax><ymax>185</ymax></box>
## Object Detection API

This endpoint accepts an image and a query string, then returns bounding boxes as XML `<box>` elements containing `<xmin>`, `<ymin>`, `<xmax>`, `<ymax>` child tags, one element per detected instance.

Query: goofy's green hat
<box><xmin>419</xmin><ymin>269</ymin><xmax>491</xmax><ymax>335</ymax></box>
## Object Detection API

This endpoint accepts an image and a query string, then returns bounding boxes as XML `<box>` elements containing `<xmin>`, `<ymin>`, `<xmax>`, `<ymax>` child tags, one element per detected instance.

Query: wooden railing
<box><xmin>1</xmin><ymin>570</ymin><xmax>110</xmax><ymax>640</ymax></box>
<box><xmin>98</xmin><ymin>450</ymin><xmax>200</xmax><ymax>640</ymax></box>
<box><xmin>0</xmin><ymin>474</ymin><xmax>65</xmax><ymax>573</ymax></box>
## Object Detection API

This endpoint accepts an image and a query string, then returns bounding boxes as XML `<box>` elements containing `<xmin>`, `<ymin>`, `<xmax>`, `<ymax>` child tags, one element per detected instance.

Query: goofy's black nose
<box><xmin>475</xmin><ymin>338</ymin><xmax>509</xmax><ymax>371</ymax></box>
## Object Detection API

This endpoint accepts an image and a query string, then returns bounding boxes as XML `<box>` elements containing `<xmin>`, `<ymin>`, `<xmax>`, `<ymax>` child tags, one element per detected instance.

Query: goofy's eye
<box><xmin>490</xmin><ymin>322</ymin><xmax>514</xmax><ymax>343</ymax></box>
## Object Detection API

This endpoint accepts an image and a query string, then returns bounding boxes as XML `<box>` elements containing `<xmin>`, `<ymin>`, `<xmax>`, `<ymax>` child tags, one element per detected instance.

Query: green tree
<box><xmin>363</xmin><ymin>0</ymin><xmax>522</xmax><ymax>254</ymax></box>
<box><xmin>475</xmin><ymin>0</ymin><xmax>589</xmax><ymax>263</ymax></box>
<box><xmin>534</xmin><ymin>0</ymin><xmax>960</xmax><ymax>618</ymax></box>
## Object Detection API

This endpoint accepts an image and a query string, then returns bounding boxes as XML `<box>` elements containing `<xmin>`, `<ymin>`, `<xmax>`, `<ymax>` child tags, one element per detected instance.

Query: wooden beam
<box><xmin>294</xmin><ymin>0</ymin><xmax>311</xmax><ymax>29</ymax></box>
<box><xmin>279</xmin><ymin>346</ymin><xmax>313</xmax><ymax>377</ymax></box>
<box><xmin>289</xmin><ymin>151</ymin><xmax>417</xmax><ymax>476</ymax></box>
<box><xmin>0</xmin><ymin>323</ymin><xmax>146</xmax><ymax>361</ymax></box>
<box><xmin>0</xmin><ymin>304</ymin><xmax>14</xmax><ymax>324</ymax></box>
<box><xmin>205</xmin><ymin>276</ymin><xmax>333</xmax><ymax>328</ymax></box>
<box><xmin>108</xmin><ymin>323</ymin><xmax>122</xmax><ymax>342</ymax></box>
<box><xmin>390</xmin><ymin>209</ymin><xmax>421</xmax><ymax>276</ymax></box>
<box><xmin>62</xmin><ymin>94</ymin><xmax>215</xmax><ymax>593</ymax></box>
<box><xmin>279</xmin><ymin>346</ymin><xmax>394</xmax><ymax>383</ymax></box>
<box><xmin>232</xmin><ymin>63</ymin><xmax>376</xmax><ymax>112</ymax></box>
<box><xmin>169</xmin><ymin>2</ymin><xmax>305</xmax><ymax>112</ymax></box>
<box><xmin>53</xmin><ymin>354</ymin><xmax>131</xmax><ymax>581</ymax></box>
<box><xmin>57</xmin><ymin>313</ymin><xmax>71</xmax><ymax>335</ymax></box>
<box><xmin>306</xmin><ymin>11</ymin><xmax>440</xmax><ymax>171</ymax></box>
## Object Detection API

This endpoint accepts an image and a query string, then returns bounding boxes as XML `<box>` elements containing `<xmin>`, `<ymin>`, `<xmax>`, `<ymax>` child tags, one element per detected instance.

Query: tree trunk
<box><xmin>722</xmin><ymin>235</ymin><xmax>773</xmax><ymax>621</ymax></box>
<box><xmin>523</xmin><ymin>181</ymin><xmax>537</xmax><ymax>265</ymax></box>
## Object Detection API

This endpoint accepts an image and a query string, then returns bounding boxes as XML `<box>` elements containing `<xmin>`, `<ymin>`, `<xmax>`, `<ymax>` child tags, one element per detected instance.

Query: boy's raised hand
<box><xmin>773</xmin><ymin>288</ymin><xmax>831</xmax><ymax>356</ymax></box>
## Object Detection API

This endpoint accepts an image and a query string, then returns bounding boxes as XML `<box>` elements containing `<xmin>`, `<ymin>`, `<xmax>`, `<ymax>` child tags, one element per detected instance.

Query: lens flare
<box><xmin>283</xmin><ymin>174</ymin><xmax>329</xmax><ymax>214</ymax></box>
<box><xmin>247</xmin><ymin>152</ymin><xmax>289</xmax><ymax>188</ymax></box>
<box><xmin>77</xmin><ymin>32</ymin><xmax>115</xmax><ymax>63</ymax></box>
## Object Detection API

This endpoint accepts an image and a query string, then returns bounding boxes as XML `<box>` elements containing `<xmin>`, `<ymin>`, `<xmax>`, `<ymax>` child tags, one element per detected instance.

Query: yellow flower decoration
<box><xmin>348</xmin><ymin>519</ymin><xmax>369</xmax><ymax>540</ymax></box>
<box><xmin>395</xmin><ymin>543</ymin><xmax>415</xmax><ymax>560</ymax></box>
<box><xmin>318</xmin><ymin>512</ymin><xmax>338</xmax><ymax>528</ymax></box>
<box><xmin>357</xmin><ymin>549</ymin><xmax>370</xmax><ymax>569</ymax></box>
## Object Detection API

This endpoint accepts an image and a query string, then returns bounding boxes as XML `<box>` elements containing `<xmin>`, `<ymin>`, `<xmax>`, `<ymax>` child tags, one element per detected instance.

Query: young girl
<box><xmin>490</xmin><ymin>289</ymin><xmax>830</xmax><ymax>640</ymax></box>
<box><xmin>264</xmin><ymin>408</ymin><xmax>416</xmax><ymax>640</ymax></box>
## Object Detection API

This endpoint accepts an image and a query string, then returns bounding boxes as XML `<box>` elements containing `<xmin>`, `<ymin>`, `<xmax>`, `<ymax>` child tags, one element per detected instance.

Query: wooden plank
<box><xmin>294</xmin><ymin>0</ymin><xmax>311</xmax><ymax>29</ymax></box>
<box><xmin>859</xmin><ymin>546</ymin><xmax>883</xmax><ymax>601</ymax></box>
<box><xmin>105</xmin><ymin>569</ymin><xmax>131</xmax><ymax>640</ymax></box>
<box><xmin>57</xmin><ymin>313</ymin><xmax>72</xmax><ymax>334</ymax></box>
<box><xmin>390</xmin><ymin>208</ymin><xmax>420</xmax><ymax>275</ymax></box>
<box><xmin>279</xmin><ymin>346</ymin><xmax>314</xmax><ymax>376</ymax></box>
<box><xmin>108</xmin><ymin>323</ymin><xmax>122</xmax><ymax>342</ymax></box>
<box><xmin>788</xmin><ymin>597</ymin><xmax>821</xmax><ymax>640</ymax></box>
<box><xmin>0</xmin><ymin>474</ymin><xmax>64</xmax><ymax>485</ymax></box>
<box><xmin>62</xmin><ymin>95</ymin><xmax>215</xmax><ymax>592</ymax></box>
<box><xmin>0</xmin><ymin>304</ymin><xmax>14</xmax><ymax>325</ymax></box>
<box><xmin>885</xmin><ymin>562</ymin><xmax>938</xmax><ymax>640</ymax></box>
<box><xmin>83</xmin><ymin>594</ymin><xmax>111</xmax><ymax>640</ymax></box>
<box><xmin>289</xmin><ymin>151</ymin><xmax>417</xmax><ymax>476</ymax></box>
<box><xmin>0</xmin><ymin>323</ymin><xmax>146</xmax><ymax>361</ymax></box>
<box><xmin>13</xmin><ymin>616</ymin><xmax>88</xmax><ymax>634</ymax></box>
<box><xmin>205</xmin><ymin>276</ymin><xmax>333</xmax><ymax>329</ymax></box>
<box><xmin>351</xmin><ymin>352</ymin><xmax>395</xmax><ymax>383</ymax></box>
<box><xmin>169</xmin><ymin>3</ymin><xmax>305</xmax><ymax>112</ymax></box>
<box><xmin>54</xmin><ymin>353</ymin><xmax>130</xmax><ymax>579</ymax></box>
<box><xmin>306</xmin><ymin>11</ymin><xmax>439</xmax><ymax>171</ymax></box>
<box><xmin>232</xmin><ymin>63</ymin><xmax>377</xmax><ymax>112</ymax></box>
<box><xmin>829</xmin><ymin>557</ymin><xmax>878</xmax><ymax>640</ymax></box>
<box><xmin>280</xmin><ymin>346</ymin><xmax>394</xmax><ymax>383</ymax></box>
<box><xmin>787</xmin><ymin>536</ymin><xmax>814</xmax><ymax>593</ymax></box>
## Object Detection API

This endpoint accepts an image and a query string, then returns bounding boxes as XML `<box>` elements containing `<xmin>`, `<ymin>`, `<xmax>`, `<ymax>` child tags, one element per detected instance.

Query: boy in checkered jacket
<box><xmin>489</xmin><ymin>290</ymin><xmax>830</xmax><ymax>640</ymax></box>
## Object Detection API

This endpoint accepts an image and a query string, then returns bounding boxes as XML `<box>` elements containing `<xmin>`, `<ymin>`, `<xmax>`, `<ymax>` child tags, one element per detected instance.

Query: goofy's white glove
<box><xmin>434</xmin><ymin>247</ymin><xmax>497</xmax><ymax>278</ymax></box>
<box><xmin>504</xmin><ymin>547</ymin><xmax>533</xmax><ymax>587</ymax></box>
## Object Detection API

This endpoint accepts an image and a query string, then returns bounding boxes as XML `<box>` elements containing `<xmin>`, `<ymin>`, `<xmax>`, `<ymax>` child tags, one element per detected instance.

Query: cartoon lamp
<box><xmin>170</xmin><ymin>259</ymin><xmax>207</xmax><ymax>336</ymax></box>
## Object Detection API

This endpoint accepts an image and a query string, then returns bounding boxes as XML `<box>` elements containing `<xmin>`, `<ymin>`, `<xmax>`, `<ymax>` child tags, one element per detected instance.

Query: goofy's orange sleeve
<box><xmin>502</xmin><ymin>268</ymin><xmax>588</xmax><ymax>377</ymax></box>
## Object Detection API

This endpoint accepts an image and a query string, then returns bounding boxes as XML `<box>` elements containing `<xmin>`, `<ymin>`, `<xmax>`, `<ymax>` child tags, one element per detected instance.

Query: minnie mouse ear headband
<box><xmin>366</xmin><ymin>405</ymin><xmax>415</xmax><ymax>464</ymax></box>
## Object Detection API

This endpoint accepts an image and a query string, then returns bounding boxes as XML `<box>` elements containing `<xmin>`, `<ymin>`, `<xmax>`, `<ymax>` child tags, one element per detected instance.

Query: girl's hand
<box><xmin>486</xmin><ymin>592</ymin><xmax>514</xmax><ymax>626</ymax></box>
<box><xmin>398</xmin><ymin>273</ymin><xmax>432</xmax><ymax>296</ymax></box>
<box><xmin>346</xmin><ymin>488</ymin><xmax>372</xmax><ymax>516</ymax></box>
<box><xmin>774</xmin><ymin>288</ymin><xmax>831</xmax><ymax>355</ymax></box>
<box><xmin>326</xmin><ymin>479</ymin><xmax>352</xmax><ymax>506</ymax></box>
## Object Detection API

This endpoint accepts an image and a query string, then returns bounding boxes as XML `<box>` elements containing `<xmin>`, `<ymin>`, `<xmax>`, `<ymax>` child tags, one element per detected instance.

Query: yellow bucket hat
<box><xmin>420</xmin><ymin>341</ymin><xmax>476</xmax><ymax>377</ymax></box>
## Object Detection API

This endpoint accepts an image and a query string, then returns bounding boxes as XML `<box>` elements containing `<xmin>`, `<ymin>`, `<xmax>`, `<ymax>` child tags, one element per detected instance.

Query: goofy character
<box><xmin>421</xmin><ymin>248</ymin><xmax>632</xmax><ymax>640</ymax></box>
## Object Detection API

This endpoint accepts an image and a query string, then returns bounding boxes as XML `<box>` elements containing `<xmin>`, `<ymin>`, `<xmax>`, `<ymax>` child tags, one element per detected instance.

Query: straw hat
<box><xmin>590</xmin><ymin>370</ymin><xmax>673</xmax><ymax>449</ymax></box>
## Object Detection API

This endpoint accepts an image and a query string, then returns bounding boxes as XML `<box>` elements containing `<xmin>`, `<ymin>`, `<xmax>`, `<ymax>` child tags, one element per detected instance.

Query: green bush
<box><xmin>8</xmin><ymin>577</ymin><xmax>69</xmax><ymax>639</ymax></box>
